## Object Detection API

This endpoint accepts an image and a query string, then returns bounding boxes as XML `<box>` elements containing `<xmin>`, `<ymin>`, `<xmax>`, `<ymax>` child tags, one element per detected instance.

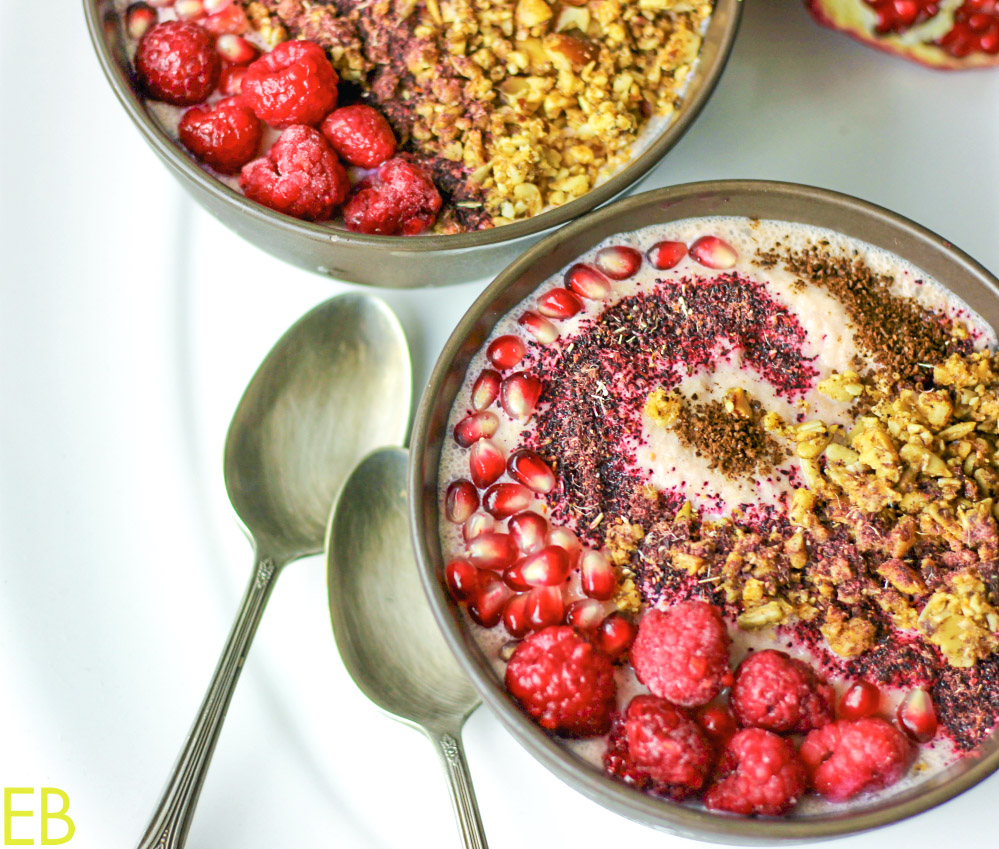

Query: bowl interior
<box><xmin>84</xmin><ymin>0</ymin><xmax>742</xmax><ymax>286</ymax></box>
<box><xmin>410</xmin><ymin>180</ymin><xmax>999</xmax><ymax>843</ymax></box>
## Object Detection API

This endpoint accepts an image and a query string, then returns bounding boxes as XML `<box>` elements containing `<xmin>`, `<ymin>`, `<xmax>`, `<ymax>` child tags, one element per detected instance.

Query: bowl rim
<box><xmin>82</xmin><ymin>0</ymin><xmax>743</xmax><ymax>255</ymax></box>
<box><xmin>409</xmin><ymin>179</ymin><xmax>999</xmax><ymax>844</ymax></box>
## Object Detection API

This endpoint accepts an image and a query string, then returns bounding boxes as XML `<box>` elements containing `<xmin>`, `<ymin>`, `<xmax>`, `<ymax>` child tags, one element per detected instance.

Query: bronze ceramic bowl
<box><xmin>409</xmin><ymin>180</ymin><xmax>999</xmax><ymax>843</ymax></box>
<box><xmin>83</xmin><ymin>0</ymin><xmax>741</xmax><ymax>288</ymax></box>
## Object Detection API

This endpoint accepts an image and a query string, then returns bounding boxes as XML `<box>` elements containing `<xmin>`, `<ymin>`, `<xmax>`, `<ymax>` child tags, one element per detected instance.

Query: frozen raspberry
<box><xmin>800</xmin><ymin>718</ymin><xmax>916</xmax><ymax>802</ymax></box>
<box><xmin>704</xmin><ymin>728</ymin><xmax>807</xmax><ymax>816</ymax></box>
<box><xmin>239</xmin><ymin>126</ymin><xmax>349</xmax><ymax>221</ymax></box>
<box><xmin>505</xmin><ymin>626</ymin><xmax>616</xmax><ymax>737</ymax></box>
<box><xmin>135</xmin><ymin>20</ymin><xmax>221</xmax><ymax>106</ymax></box>
<box><xmin>321</xmin><ymin>104</ymin><xmax>397</xmax><ymax>168</ymax></box>
<box><xmin>629</xmin><ymin>601</ymin><xmax>731</xmax><ymax>708</ymax></box>
<box><xmin>179</xmin><ymin>97</ymin><xmax>262</xmax><ymax>174</ymax></box>
<box><xmin>603</xmin><ymin>695</ymin><xmax>714</xmax><ymax>800</ymax></box>
<box><xmin>730</xmin><ymin>649</ymin><xmax>835</xmax><ymax>734</ymax></box>
<box><xmin>241</xmin><ymin>40</ymin><xmax>338</xmax><ymax>128</ymax></box>
<box><xmin>343</xmin><ymin>158</ymin><xmax>442</xmax><ymax>236</ymax></box>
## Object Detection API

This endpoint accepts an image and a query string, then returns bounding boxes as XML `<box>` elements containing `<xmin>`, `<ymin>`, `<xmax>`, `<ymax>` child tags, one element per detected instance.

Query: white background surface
<box><xmin>2</xmin><ymin>0</ymin><xmax>999</xmax><ymax>847</ymax></box>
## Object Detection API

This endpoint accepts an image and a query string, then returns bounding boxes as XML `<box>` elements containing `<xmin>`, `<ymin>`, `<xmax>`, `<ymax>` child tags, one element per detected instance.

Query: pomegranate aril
<box><xmin>690</xmin><ymin>235</ymin><xmax>737</xmax><ymax>270</ymax></box>
<box><xmin>454</xmin><ymin>411</ymin><xmax>499</xmax><ymax>447</ymax></box>
<box><xmin>487</xmin><ymin>335</ymin><xmax>526</xmax><ymax>370</ymax></box>
<box><xmin>202</xmin><ymin>3</ymin><xmax>249</xmax><ymax>34</ymax></box>
<box><xmin>593</xmin><ymin>612</ymin><xmax>636</xmax><ymax>659</ymax></box>
<box><xmin>471</xmin><ymin>369</ymin><xmax>501</xmax><ymax>411</ymax></box>
<box><xmin>502</xmin><ymin>563</ymin><xmax>532</xmax><ymax>592</ymax></box>
<box><xmin>537</xmin><ymin>287</ymin><xmax>584</xmax><ymax>319</ymax></box>
<box><xmin>519</xmin><ymin>545</ymin><xmax>571</xmax><ymax>587</ymax></box>
<box><xmin>647</xmin><ymin>240</ymin><xmax>687</xmax><ymax>270</ymax></box>
<box><xmin>507</xmin><ymin>448</ymin><xmax>556</xmax><ymax>494</ymax></box>
<box><xmin>525</xmin><ymin>585</ymin><xmax>565</xmax><ymax>630</ymax></box>
<box><xmin>444</xmin><ymin>559</ymin><xmax>480</xmax><ymax>601</ymax></box>
<box><xmin>125</xmin><ymin>2</ymin><xmax>157</xmax><ymax>39</ymax></box>
<box><xmin>445</xmin><ymin>479</ymin><xmax>479</xmax><ymax>524</ymax></box>
<box><xmin>216</xmin><ymin>33</ymin><xmax>258</xmax><ymax>64</ymax></box>
<box><xmin>218</xmin><ymin>65</ymin><xmax>247</xmax><ymax>95</ymax></box>
<box><xmin>696</xmin><ymin>704</ymin><xmax>738</xmax><ymax>745</ymax></box>
<box><xmin>548</xmin><ymin>526</ymin><xmax>581</xmax><ymax>565</ymax></box>
<box><xmin>482</xmin><ymin>482</ymin><xmax>533</xmax><ymax>519</ymax></box>
<box><xmin>565</xmin><ymin>263</ymin><xmax>611</xmax><ymax>300</ymax></box>
<box><xmin>500</xmin><ymin>372</ymin><xmax>543</xmax><ymax>420</ymax></box>
<box><xmin>508</xmin><ymin>510</ymin><xmax>548</xmax><ymax>554</ymax></box>
<box><xmin>595</xmin><ymin>245</ymin><xmax>642</xmax><ymax>280</ymax></box>
<box><xmin>462</xmin><ymin>511</ymin><xmax>495</xmax><ymax>542</ymax></box>
<box><xmin>174</xmin><ymin>0</ymin><xmax>206</xmax><ymax>19</ymax></box>
<box><xmin>467</xmin><ymin>531</ymin><xmax>518</xmax><ymax>570</ymax></box>
<box><xmin>566</xmin><ymin>598</ymin><xmax>610</xmax><ymax>631</ymax></box>
<box><xmin>580</xmin><ymin>549</ymin><xmax>616</xmax><ymax>600</ymax></box>
<box><xmin>469</xmin><ymin>439</ymin><xmax>505</xmax><ymax>489</ymax></box>
<box><xmin>897</xmin><ymin>687</ymin><xmax>937</xmax><ymax>743</ymax></box>
<box><xmin>519</xmin><ymin>311</ymin><xmax>559</xmax><ymax>345</ymax></box>
<box><xmin>838</xmin><ymin>680</ymin><xmax>881</xmax><ymax>720</ymax></box>
<box><xmin>503</xmin><ymin>593</ymin><xmax>532</xmax><ymax>637</ymax></box>
<box><xmin>468</xmin><ymin>576</ymin><xmax>512</xmax><ymax>628</ymax></box>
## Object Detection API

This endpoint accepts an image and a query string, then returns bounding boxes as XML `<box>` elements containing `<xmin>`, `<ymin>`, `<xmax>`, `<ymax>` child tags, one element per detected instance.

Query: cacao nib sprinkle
<box><xmin>933</xmin><ymin>655</ymin><xmax>999</xmax><ymax>751</ymax></box>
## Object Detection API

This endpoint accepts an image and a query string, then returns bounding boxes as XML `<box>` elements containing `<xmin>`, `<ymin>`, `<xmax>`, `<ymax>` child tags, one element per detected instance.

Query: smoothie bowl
<box><xmin>409</xmin><ymin>181</ymin><xmax>999</xmax><ymax>842</ymax></box>
<box><xmin>84</xmin><ymin>0</ymin><xmax>741</xmax><ymax>287</ymax></box>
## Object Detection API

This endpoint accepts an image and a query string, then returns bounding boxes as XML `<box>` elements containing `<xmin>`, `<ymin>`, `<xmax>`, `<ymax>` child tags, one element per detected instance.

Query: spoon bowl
<box><xmin>136</xmin><ymin>294</ymin><xmax>411</xmax><ymax>849</ymax></box>
<box><xmin>327</xmin><ymin>446</ymin><xmax>487</xmax><ymax>848</ymax></box>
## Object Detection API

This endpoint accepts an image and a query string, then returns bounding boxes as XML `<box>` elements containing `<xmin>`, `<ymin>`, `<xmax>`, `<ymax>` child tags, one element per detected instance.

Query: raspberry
<box><xmin>342</xmin><ymin>158</ymin><xmax>442</xmax><ymax>236</ymax></box>
<box><xmin>179</xmin><ymin>97</ymin><xmax>262</xmax><ymax>174</ymax></box>
<box><xmin>504</xmin><ymin>626</ymin><xmax>616</xmax><ymax>737</ymax></box>
<box><xmin>135</xmin><ymin>20</ymin><xmax>221</xmax><ymax>106</ymax></box>
<box><xmin>703</xmin><ymin>728</ymin><xmax>807</xmax><ymax>816</ymax></box>
<box><xmin>730</xmin><ymin>649</ymin><xmax>835</xmax><ymax>734</ymax></box>
<box><xmin>321</xmin><ymin>104</ymin><xmax>397</xmax><ymax>168</ymax></box>
<box><xmin>629</xmin><ymin>601</ymin><xmax>731</xmax><ymax>708</ymax></box>
<box><xmin>603</xmin><ymin>695</ymin><xmax>714</xmax><ymax>800</ymax></box>
<box><xmin>239</xmin><ymin>126</ymin><xmax>349</xmax><ymax>221</ymax></box>
<box><xmin>800</xmin><ymin>718</ymin><xmax>916</xmax><ymax>802</ymax></box>
<box><xmin>242</xmin><ymin>40</ymin><xmax>339</xmax><ymax>128</ymax></box>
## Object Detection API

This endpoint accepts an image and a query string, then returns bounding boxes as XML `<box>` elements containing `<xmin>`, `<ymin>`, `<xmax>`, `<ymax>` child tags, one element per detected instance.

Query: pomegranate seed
<box><xmin>467</xmin><ymin>531</ymin><xmax>518</xmax><ymax>571</ymax></box>
<box><xmin>471</xmin><ymin>369</ymin><xmax>501</xmax><ymax>411</ymax></box>
<box><xmin>468</xmin><ymin>575</ymin><xmax>511</xmax><ymax>628</ymax></box>
<box><xmin>897</xmin><ymin>688</ymin><xmax>937</xmax><ymax>743</ymax></box>
<box><xmin>593</xmin><ymin>613</ymin><xmax>636</xmax><ymax>660</ymax></box>
<box><xmin>125</xmin><ymin>2</ymin><xmax>157</xmax><ymax>39</ymax></box>
<box><xmin>454</xmin><ymin>411</ymin><xmax>499</xmax><ymax>447</ymax></box>
<box><xmin>500</xmin><ymin>372</ymin><xmax>542</xmax><ymax>419</ymax></box>
<box><xmin>503</xmin><ymin>592</ymin><xmax>532</xmax><ymax>637</ymax></box>
<box><xmin>445</xmin><ymin>479</ymin><xmax>479</xmax><ymax>524</ymax></box>
<box><xmin>499</xmin><ymin>640</ymin><xmax>520</xmax><ymax>661</ymax></box>
<box><xmin>502</xmin><ymin>563</ymin><xmax>532</xmax><ymax>592</ymax></box>
<box><xmin>646</xmin><ymin>240</ymin><xmax>687</xmax><ymax>270</ymax></box>
<box><xmin>595</xmin><ymin>245</ymin><xmax>642</xmax><ymax>280</ymax></box>
<box><xmin>507</xmin><ymin>448</ymin><xmax>556</xmax><ymax>494</ymax></box>
<box><xmin>566</xmin><ymin>598</ymin><xmax>610</xmax><ymax>631</ymax></box>
<box><xmin>462</xmin><ymin>511</ymin><xmax>495</xmax><ymax>542</ymax></box>
<box><xmin>508</xmin><ymin>510</ymin><xmax>548</xmax><ymax>554</ymax></box>
<box><xmin>690</xmin><ymin>235</ymin><xmax>737</xmax><ymax>269</ymax></box>
<box><xmin>174</xmin><ymin>0</ymin><xmax>206</xmax><ymax>20</ymax></box>
<box><xmin>696</xmin><ymin>704</ymin><xmax>738</xmax><ymax>745</ymax></box>
<box><xmin>469</xmin><ymin>439</ymin><xmax>505</xmax><ymax>489</ymax></box>
<box><xmin>580</xmin><ymin>549</ymin><xmax>616</xmax><ymax>600</ymax></box>
<box><xmin>202</xmin><ymin>0</ymin><xmax>232</xmax><ymax>13</ymax></box>
<box><xmin>482</xmin><ymin>482</ymin><xmax>533</xmax><ymax>519</ymax></box>
<box><xmin>444</xmin><ymin>559</ymin><xmax>480</xmax><ymax>601</ymax></box>
<box><xmin>216</xmin><ymin>33</ymin><xmax>258</xmax><ymax>64</ymax></box>
<box><xmin>218</xmin><ymin>65</ymin><xmax>247</xmax><ymax>96</ymax></box>
<box><xmin>537</xmin><ymin>287</ymin><xmax>584</xmax><ymax>319</ymax></box>
<box><xmin>518</xmin><ymin>311</ymin><xmax>559</xmax><ymax>345</ymax></box>
<box><xmin>548</xmin><ymin>526</ymin><xmax>581</xmax><ymax>565</ymax></box>
<box><xmin>518</xmin><ymin>545</ymin><xmax>571</xmax><ymax>587</ymax></box>
<box><xmin>565</xmin><ymin>263</ymin><xmax>611</xmax><ymax>300</ymax></box>
<box><xmin>838</xmin><ymin>681</ymin><xmax>881</xmax><ymax>720</ymax></box>
<box><xmin>486</xmin><ymin>335</ymin><xmax>526</xmax><ymax>370</ymax></box>
<box><xmin>525</xmin><ymin>585</ymin><xmax>565</xmax><ymax>630</ymax></box>
<box><xmin>202</xmin><ymin>3</ymin><xmax>249</xmax><ymax>34</ymax></box>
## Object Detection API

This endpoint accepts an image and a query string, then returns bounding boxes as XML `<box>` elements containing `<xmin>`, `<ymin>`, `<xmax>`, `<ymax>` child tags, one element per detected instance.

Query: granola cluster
<box><xmin>244</xmin><ymin>0</ymin><xmax>712</xmax><ymax>231</ymax></box>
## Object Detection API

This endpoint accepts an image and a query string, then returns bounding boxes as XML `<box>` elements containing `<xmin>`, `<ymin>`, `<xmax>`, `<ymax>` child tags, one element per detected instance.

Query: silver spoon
<box><xmin>137</xmin><ymin>295</ymin><xmax>411</xmax><ymax>849</ymax></box>
<box><xmin>327</xmin><ymin>445</ymin><xmax>488</xmax><ymax>849</ymax></box>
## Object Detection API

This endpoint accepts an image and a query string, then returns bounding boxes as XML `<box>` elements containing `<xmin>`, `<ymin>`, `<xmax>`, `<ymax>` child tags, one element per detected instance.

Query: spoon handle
<box><xmin>433</xmin><ymin>729</ymin><xmax>489</xmax><ymax>849</ymax></box>
<box><xmin>135</xmin><ymin>554</ymin><xmax>282</xmax><ymax>849</ymax></box>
